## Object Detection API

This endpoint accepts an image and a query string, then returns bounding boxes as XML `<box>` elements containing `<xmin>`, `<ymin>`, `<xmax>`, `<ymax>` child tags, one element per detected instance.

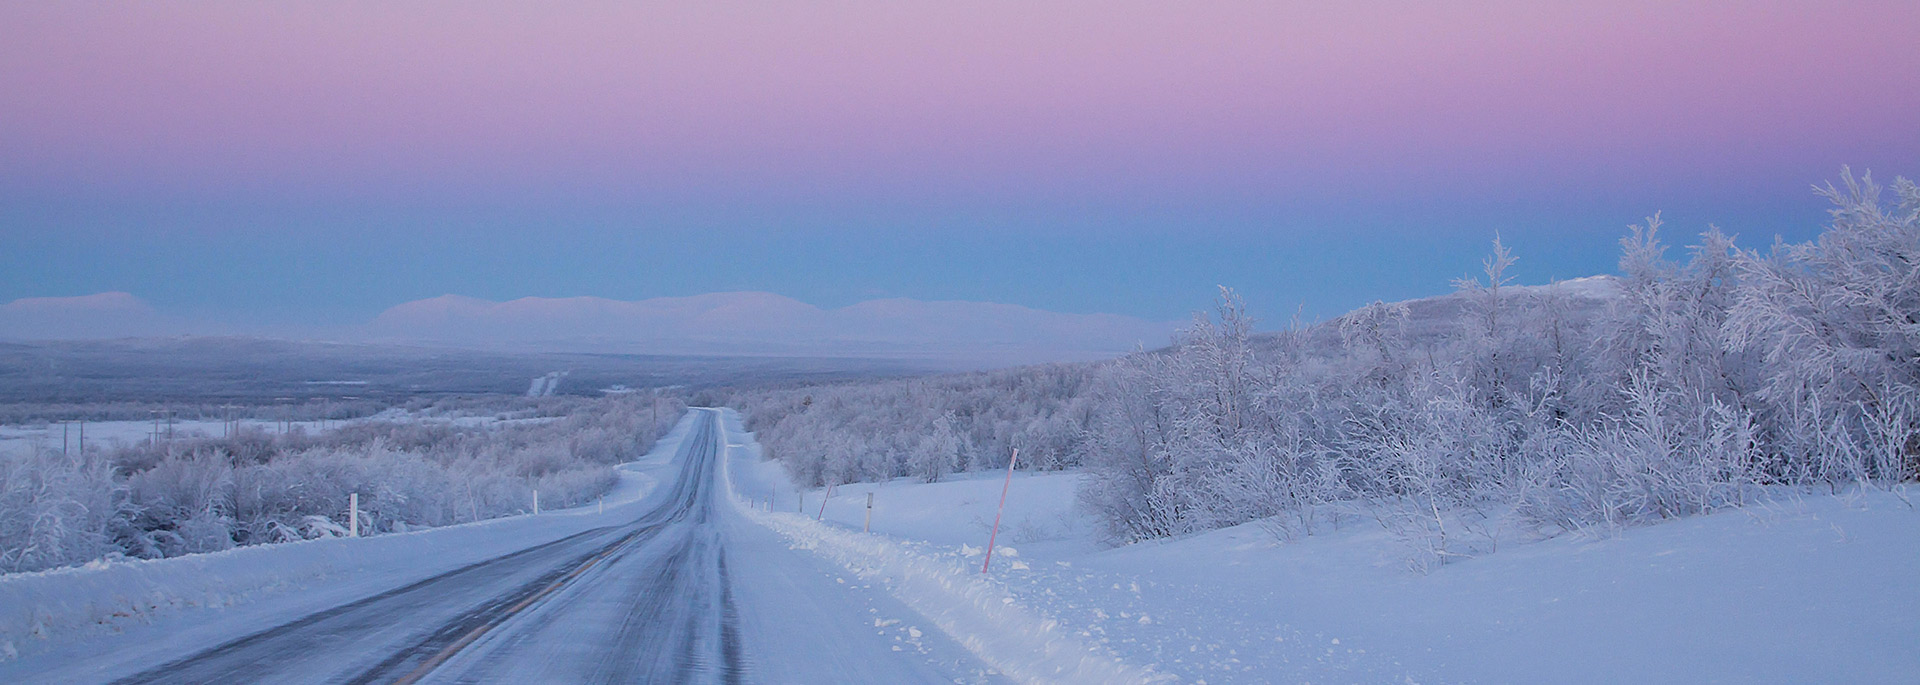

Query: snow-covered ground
<box><xmin>779</xmin><ymin>452</ymin><xmax>1920</xmax><ymax>682</ymax></box>
<box><xmin>722</xmin><ymin>410</ymin><xmax>1160</xmax><ymax>684</ymax></box>
<box><xmin>6</xmin><ymin>408</ymin><xmax>1914</xmax><ymax>683</ymax></box>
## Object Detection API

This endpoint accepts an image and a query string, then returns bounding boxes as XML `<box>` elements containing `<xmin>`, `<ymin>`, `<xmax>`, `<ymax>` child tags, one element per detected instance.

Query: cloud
<box><xmin>364</xmin><ymin>292</ymin><xmax>1177</xmax><ymax>364</ymax></box>
<box><xmin>0</xmin><ymin>292</ymin><xmax>176</xmax><ymax>339</ymax></box>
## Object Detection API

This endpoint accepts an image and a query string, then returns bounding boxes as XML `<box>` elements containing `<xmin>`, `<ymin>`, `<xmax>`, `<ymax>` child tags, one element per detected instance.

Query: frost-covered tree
<box><xmin>1728</xmin><ymin>170</ymin><xmax>1920</xmax><ymax>482</ymax></box>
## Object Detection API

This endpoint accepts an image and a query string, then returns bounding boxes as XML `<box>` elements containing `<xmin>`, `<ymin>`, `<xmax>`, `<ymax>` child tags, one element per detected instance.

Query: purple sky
<box><xmin>2</xmin><ymin>2</ymin><xmax>1916</xmax><ymax>330</ymax></box>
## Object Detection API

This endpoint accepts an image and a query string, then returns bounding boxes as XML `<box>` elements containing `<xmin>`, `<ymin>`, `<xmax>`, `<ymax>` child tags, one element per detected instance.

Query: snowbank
<box><xmin>804</xmin><ymin>471</ymin><xmax>1095</xmax><ymax>555</ymax></box>
<box><xmin>1061</xmin><ymin>488</ymin><xmax>1920</xmax><ymax>684</ymax></box>
<box><xmin>874</xmin><ymin>485</ymin><xmax>1920</xmax><ymax>684</ymax></box>
<box><xmin>0</xmin><ymin>412</ymin><xmax>696</xmax><ymax>667</ymax></box>
<box><xmin>717</xmin><ymin>409</ymin><xmax>1161</xmax><ymax>685</ymax></box>
<box><xmin>741</xmin><ymin>509</ymin><xmax>1161</xmax><ymax>684</ymax></box>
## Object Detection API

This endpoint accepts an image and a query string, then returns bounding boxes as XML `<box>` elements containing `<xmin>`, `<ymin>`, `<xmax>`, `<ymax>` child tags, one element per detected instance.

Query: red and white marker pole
<box><xmin>816</xmin><ymin>482</ymin><xmax>835</xmax><ymax>521</ymax></box>
<box><xmin>981</xmin><ymin>448</ymin><xmax>1018</xmax><ymax>574</ymax></box>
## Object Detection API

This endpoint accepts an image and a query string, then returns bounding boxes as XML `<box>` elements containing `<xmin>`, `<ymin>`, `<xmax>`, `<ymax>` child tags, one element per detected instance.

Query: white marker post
<box><xmin>864</xmin><ymin>492</ymin><xmax>874</xmax><ymax>532</ymax></box>
<box><xmin>533</xmin><ymin>490</ymin><xmax>541</xmax><ymax>515</ymax></box>
<box><xmin>349</xmin><ymin>492</ymin><xmax>360</xmax><ymax>538</ymax></box>
<box><xmin>982</xmin><ymin>448</ymin><xmax>1018</xmax><ymax>574</ymax></box>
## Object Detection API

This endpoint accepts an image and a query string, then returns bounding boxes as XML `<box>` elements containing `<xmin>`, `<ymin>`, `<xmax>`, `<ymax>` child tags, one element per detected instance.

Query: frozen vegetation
<box><xmin>739</xmin><ymin>170</ymin><xmax>1920</xmax><ymax>569</ymax></box>
<box><xmin>0</xmin><ymin>395</ymin><xmax>686</xmax><ymax>573</ymax></box>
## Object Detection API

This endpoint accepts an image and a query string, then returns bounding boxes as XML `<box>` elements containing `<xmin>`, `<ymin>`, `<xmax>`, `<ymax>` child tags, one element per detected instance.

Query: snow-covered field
<box><xmin>786</xmin><ymin>455</ymin><xmax>1920</xmax><ymax>682</ymax></box>
<box><xmin>0</xmin><ymin>410</ymin><xmax>562</xmax><ymax>459</ymax></box>
<box><xmin>0</xmin><ymin>419</ymin><xmax>282</xmax><ymax>458</ymax></box>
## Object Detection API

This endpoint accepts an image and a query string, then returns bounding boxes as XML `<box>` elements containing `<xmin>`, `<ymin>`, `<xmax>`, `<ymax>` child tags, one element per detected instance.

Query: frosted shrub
<box><xmin>0</xmin><ymin>396</ymin><xmax>686</xmax><ymax>573</ymax></box>
<box><xmin>0</xmin><ymin>447</ymin><xmax>126</xmax><ymax>573</ymax></box>
<box><xmin>1729</xmin><ymin>170</ymin><xmax>1920</xmax><ymax>483</ymax></box>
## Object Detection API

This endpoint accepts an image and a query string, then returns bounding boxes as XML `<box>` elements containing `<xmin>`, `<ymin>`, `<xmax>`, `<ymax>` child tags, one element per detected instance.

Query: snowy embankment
<box><xmin>733</xmin><ymin>424</ymin><xmax>1920</xmax><ymax>682</ymax></box>
<box><xmin>0</xmin><ymin>413</ymin><xmax>694</xmax><ymax>669</ymax></box>
<box><xmin>1050</xmin><ymin>491</ymin><xmax>1920</xmax><ymax>684</ymax></box>
<box><xmin>717</xmin><ymin>409</ymin><xmax>1163</xmax><ymax>685</ymax></box>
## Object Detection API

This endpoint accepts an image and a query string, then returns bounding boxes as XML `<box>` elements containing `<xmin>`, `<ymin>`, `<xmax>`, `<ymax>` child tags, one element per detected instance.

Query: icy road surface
<box><xmin>108</xmin><ymin>409</ymin><xmax>1004</xmax><ymax>685</ymax></box>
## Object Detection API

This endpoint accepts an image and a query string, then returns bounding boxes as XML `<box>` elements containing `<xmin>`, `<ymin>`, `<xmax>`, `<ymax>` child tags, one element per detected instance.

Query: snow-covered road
<box><xmin>102</xmin><ymin>409</ymin><xmax>1004</xmax><ymax>685</ymax></box>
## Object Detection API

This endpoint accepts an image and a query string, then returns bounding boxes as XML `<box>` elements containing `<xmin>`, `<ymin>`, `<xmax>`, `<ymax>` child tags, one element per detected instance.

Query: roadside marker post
<box><xmin>533</xmin><ymin>490</ymin><xmax>541</xmax><ymax>515</ymax></box>
<box><xmin>815</xmin><ymin>483</ymin><xmax>835</xmax><ymax>521</ymax></box>
<box><xmin>864</xmin><ymin>492</ymin><xmax>874</xmax><ymax>532</ymax></box>
<box><xmin>981</xmin><ymin>448</ymin><xmax>1019</xmax><ymax>574</ymax></box>
<box><xmin>349</xmin><ymin>492</ymin><xmax>360</xmax><ymax>538</ymax></box>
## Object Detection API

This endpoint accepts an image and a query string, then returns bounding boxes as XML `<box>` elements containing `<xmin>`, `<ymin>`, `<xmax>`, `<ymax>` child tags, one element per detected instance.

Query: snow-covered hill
<box><xmin>1282</xmin><ymin>274</ymin><xmax>1620</xmax><ymax>353</ymax></box>
<box><xmin>0</xmin><ymin>293</ymin><xmax>174</xmax><ymax>339</ymax></box>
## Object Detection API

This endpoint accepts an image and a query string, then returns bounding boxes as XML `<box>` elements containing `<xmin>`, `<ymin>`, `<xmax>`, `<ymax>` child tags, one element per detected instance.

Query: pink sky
<box><xmin>5</xmin><ymin>1</ymin><xmax>1916</xmax><ymax>208</ymax></box>
<box><xmin>2</xmin><ymin>2</ymin><xmax>1917</xmax><ymax>329</ymax></box>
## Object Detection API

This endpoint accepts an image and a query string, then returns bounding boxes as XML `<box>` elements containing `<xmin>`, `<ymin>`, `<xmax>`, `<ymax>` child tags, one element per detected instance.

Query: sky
<box><xmin>2</xmin><ymin>1</ymin><xmax>1917</xmax><ymax>333</ymax></box>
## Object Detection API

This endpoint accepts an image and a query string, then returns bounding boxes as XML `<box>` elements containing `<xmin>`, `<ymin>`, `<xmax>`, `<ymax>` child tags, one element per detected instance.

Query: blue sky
<box><xmin>2</xmin><ymin>2</ymin><xmax>1912</xmax><ymax>332</ymax></box>
<box><xmin>0</xmin><ymin>193</ymin><xmax>1836</xmax><ymax>331</ymax></box>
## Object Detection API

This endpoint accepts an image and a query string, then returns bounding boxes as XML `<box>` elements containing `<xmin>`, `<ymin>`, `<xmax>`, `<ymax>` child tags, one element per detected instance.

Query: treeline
<box><xmin>737</xmin><ymin>170</ymin><xmax>1919</xmax><ymax>570</ymax></box>
<box><xmin>0</xmin><ymin>395</ymin><xmax>686</xmax><ymax>574</ymax></box>
<box><xmin>0</xmin><ymin>393</ymin><xmax>627</xmax><ymax>425</ymax></box>
<box><xmin>0</xmin><ymin>399</ymin><xmax>386</xmax><ymax>425</ymax></box>
<box><xmin>737</xmin><ymin>366</ymin><xmax>1100</xmax><ymax>487</ymax></box>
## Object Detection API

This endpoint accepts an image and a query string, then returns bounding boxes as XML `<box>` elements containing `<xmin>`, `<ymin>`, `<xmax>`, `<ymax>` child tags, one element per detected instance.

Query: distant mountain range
<box><xmin>0</xmin><ymin>291</ymin><xmax>1179</xmax><ymax>366</ymax></box>
<box><xmin>0</xmin><ymin>279</ymin><xmax>1627</xmax><ymax>402</ymax></box>
<box><xmin>364</xmin><ymin>292</ymin><xmax>1177</xmax><ymax>363</ymax></box>
<box><xmin>0</xmin><ymin>278</ymin><xmax>1626</xmax><ymax>367</ymax></box>
<box><xmin>0</xmin><ymin>292</ymin><xmax>176</xmax><ymax>339</ymax></box>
